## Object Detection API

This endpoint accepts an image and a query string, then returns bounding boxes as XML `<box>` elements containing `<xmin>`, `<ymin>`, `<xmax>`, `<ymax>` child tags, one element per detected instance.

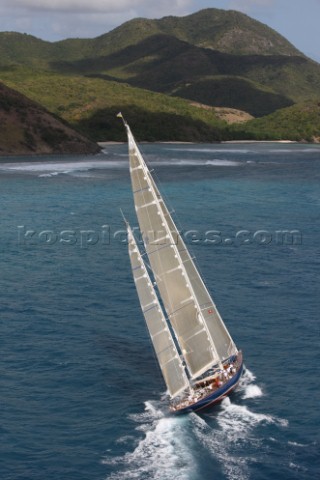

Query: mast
<box><xmin>127</xmin><ymin>222</ymin><xmax>190</xmax><ymax>398</ymax></box>
<box><xmin>121</xmin><ymin>113</ymin><xmax>237</xmax><ymax>382</ymax></box>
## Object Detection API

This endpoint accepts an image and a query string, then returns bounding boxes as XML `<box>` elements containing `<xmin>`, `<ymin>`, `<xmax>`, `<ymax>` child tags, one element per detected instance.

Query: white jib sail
<box><xmin>127</xmin><ymin>223</ymin><xmax>189</xmax><ymax>398</ymax></box>
<box><xmin>125</xmin><ymin>121</ymin><xmax>237</xmax><ymax>379</ymax></box>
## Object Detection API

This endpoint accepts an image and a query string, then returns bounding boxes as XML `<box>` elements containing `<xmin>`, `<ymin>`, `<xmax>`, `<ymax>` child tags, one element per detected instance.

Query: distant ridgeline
<box><xmin>0</xmin><ymin>8</ymin><xmax>320</xmax><ymax>150</ymax></box>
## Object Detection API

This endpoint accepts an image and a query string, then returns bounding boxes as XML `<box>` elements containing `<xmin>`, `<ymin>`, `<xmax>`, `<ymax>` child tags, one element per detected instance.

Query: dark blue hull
<box><xmin>171</xmin><ymin>354</ymin><xmax>244</xmax><ymax>414</ymax></box>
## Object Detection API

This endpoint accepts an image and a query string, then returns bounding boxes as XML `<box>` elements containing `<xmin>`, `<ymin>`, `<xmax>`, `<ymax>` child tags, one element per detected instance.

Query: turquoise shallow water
<box><xmin>1</xmin><ymin>143</ymin><xmax>319</xmax><ymax>480</ymax></box>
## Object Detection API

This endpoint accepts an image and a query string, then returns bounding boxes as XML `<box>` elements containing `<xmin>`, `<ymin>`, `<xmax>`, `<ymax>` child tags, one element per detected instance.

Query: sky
<box><xmin>0</xmin><ymin>0</ymin><xmax>319</xmax><ymax>62</ymax></box>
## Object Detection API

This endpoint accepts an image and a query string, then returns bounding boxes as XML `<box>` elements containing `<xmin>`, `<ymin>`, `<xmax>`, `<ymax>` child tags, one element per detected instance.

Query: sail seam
<box><xmin>132</xmin><ymin>265</ymin><xmax>142</xmax><ymax>271</ymax></box>
<box><xmin>136</xmin><ymin>200</ymin><xmax>157</xmax><ymax>210</ymax></box>
<box><xmin>167</xmin><ymin>300</ymin><xmax>194</xmax><ymax>318</ymax></box>
<box><xmin>143</xmin><ymin>304</ymin><xmax>158</xmax><ymax>314</ymax></box>
<box><xmin>147</xmin><ymin>244</ymin><xmax>172</xmax><ymax>256</ymax></box>
<box><xmin>133</xmin><ymin>186</ymin><xmax>150</xmax><ymax>195</ymax></box>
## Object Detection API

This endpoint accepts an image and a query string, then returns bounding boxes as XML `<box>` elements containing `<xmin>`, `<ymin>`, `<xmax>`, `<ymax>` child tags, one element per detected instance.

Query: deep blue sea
<box><xmin>1</xmin><ymin>143</ymin><xmax>319</xmax><ymax>480</ymax></box>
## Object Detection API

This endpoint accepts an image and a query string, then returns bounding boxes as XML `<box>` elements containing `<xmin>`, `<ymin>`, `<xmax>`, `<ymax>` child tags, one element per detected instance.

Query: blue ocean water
<box><xmin>1</xmin><ymin>143</ymin><xmax>319</xmax><ymax>480</ymax></box>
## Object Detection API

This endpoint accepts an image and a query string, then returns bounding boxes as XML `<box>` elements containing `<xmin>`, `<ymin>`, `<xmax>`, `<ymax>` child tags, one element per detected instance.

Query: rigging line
<box><xmin>128</xmin><ymin>127</ymin><xmax>177</xmax><ymax>319</ymax></box>
<box><xmin>148</xmin><ymin>161</ymin><xmax>202</xmax><ymax>267</ymax></box>
<box><xmin>140</xmin><ymin>251</ymin><xmax>168</xmax><ymax>287</ymax></box>
<box><xmin>140</xmin><ymin>255</ymin><xmax>163</xmax><ymax>285</ymax></box>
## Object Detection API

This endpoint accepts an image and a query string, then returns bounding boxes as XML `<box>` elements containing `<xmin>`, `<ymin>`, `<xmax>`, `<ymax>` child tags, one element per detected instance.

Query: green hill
<box><xmin>173</xmin><ymin>77</ymin><xmax>293</xmax><ymax>117</ymax></box>
<box><xmin>0</xmin><ymin>68</ymin><xmax>237</xmax><ymax>142</ymax></box>
<box><xmin>0</xmin><ymin>8</ymin><xmax>319</xmax><ymax>144</ymax></box>
<box><xmin>56</xmin><ymin>8</ymin><xmax>303</xmax><ymax>58</ymax></box>
<box><xmin>0</xmin><ymin>9</ymin><xmax>319</xmax><ymax>115</ymax></box>
<box><xmin>49</xmin><ymin>33</ymin><xmax>320</xmax><ymax>117</ymax></box>
<box><xmin>0</xmin><ymin>9</ymin><xmax>301</xmax><ymax>67</ymax></box>
<box><xmin>234</xmin><ymin>102</ymin><xmax>320</xmax><ymax>142</ymax></box>
<box><xmin>0</xmin><ymin>81</ymin><xmax>99</xmax><ymax>155</ymax></box>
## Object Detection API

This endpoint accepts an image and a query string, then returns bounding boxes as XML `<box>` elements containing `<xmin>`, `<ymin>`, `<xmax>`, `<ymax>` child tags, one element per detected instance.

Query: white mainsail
<box><xmin>124</xmin><ymin>115</ymin><xmax>238</xmax><ymax>393</ymax></box>
<box><xmin>127</xmin><ymin>222</ymin><xmax>189</xmax><ymax>398</ymax></box>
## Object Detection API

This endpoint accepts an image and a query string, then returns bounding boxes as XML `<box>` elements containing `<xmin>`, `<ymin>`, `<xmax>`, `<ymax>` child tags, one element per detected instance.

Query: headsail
<box><xmin>127</xmin><ymin>222</ymin><xmax>189</xmax><ymax>398</ymax></box>
<box><xmin>122</xmin><ymin>114</ymin><xmax>237</xmax><ymax>384</ymax></box>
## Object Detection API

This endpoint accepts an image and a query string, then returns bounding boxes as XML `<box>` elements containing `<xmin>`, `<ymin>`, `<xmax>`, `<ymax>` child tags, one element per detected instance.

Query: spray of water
<box><xmin>103</xmin><ymin>370</ymin><xmax>288</xmax><ymax>480</ymax></box>
<box><xmin>103</xmin><ymin>401</ymin><xmax>198</xmax><ymax>480</ymax></box>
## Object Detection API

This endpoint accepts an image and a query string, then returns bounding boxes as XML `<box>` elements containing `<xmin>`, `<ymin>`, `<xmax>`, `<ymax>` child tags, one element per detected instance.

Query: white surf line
<box><xmin>205</xmin><ymin>160</ymin><xmax>242</xmax><ymax>166</ymax></box>
<box><xmin>0</xmin><ymin>160</ymin><xmax>127</xmax><ymax>174</ymax></box>
<box><xmin>165</xmin><ymin>148</ymin><xmax>253</xmax><ymax>154</ymax></box>
<box><xmin>149</xmin><ymin>159</ymin><xmax>243</xmax><ymax>166</ymax></box>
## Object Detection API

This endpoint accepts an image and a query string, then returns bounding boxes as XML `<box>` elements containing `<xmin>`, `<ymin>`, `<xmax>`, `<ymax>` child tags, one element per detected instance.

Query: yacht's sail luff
<box><xmin>127</xmin><ymin>126</ymin><xmax>218</xmax><ymax>378</ymax></box>
<box><xmin>127</xmin><ymin>223</ymin><xmax>190</xmax><ymax>398</ymax></box>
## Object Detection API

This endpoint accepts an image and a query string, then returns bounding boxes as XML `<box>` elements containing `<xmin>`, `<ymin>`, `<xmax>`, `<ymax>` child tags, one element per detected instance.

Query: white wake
<box><xmin>190</xmin><ymin>368</ymin><xmax>287</xmax><ymax>480</ymax></box>
<box><xmin>103</xmin><ymin>401</ymin><xmax>198</xmax><ymax>480</ymax></box>
<box><xmin>103</xmin><ymin>369</ymin><xmax>288</xmax><ymax>480</ymax></box>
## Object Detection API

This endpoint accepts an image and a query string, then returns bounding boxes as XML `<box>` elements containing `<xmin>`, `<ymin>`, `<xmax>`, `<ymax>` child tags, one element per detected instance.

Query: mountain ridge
<box><xmin>0</xmin><ymin>8</ymin><xmax>306</xmax><ymax>66</ymax></box>
<box><xmin>71</xmin><ymin>8</ymin><xmax>304</xmax><ymax>58</ymax></box>
<box><xmin>0</xmin><ymin>8</ymin><xmax>319</xmax><ymax>145</ymax></box>
<box><xmin>50</xmin><ymin>32</ymin><xmax>319</xmax><ymax>116</ymax></box>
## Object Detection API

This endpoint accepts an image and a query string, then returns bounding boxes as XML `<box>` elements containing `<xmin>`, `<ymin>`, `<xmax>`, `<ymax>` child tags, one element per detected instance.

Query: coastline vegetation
<box><xmin>0</xmin><ymin>8</ymin><xmax>320</xmax><ymax>150</ymax></box>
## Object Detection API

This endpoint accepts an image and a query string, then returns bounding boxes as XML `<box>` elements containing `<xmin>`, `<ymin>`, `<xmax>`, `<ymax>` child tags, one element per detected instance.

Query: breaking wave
<box><xmin>0</xmin><ymin>159</ymin><xmax>127</xmax><ymax>176</ymax></box>
<box><xmin>165</xmin><ymin>148</ymin><xmax>252</xmax><ymax>154</ymax></box>
<box><xmin>0</xmin><ymin>157</ymin><xmax>245</xmax><ymax>177</ymax></box>
<box><xmin>151</xmin><ymin>158</ymin><xmax>242</xmax><ymax>167</ymax></box>
<box><xmin>205</xmin><ymin>159</ymin><xmax>241</xmax><ymax>166</ymax></box>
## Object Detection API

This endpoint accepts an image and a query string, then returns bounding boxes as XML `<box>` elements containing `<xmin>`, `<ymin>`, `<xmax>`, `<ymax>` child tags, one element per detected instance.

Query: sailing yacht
<box><xmin>120</xmin><ymin>114</ymin><xmax>243</xmax><ymax>413</ymax></box>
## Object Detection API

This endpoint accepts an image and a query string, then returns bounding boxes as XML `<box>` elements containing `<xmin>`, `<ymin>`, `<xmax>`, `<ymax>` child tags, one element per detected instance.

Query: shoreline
<box><xmin>1</xmin><ymin>140</ymin><xmax>318</xmax><ymax>158</ymax></box>
<box><xmin>98</xmin><ymin>140</ymin><xmax>299</xmax><ymax>146</ymax></box>
<box><xmin>223</xmin><ymin>140</ymin><xmax>296</xmax><ymax>144</ymax></box>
